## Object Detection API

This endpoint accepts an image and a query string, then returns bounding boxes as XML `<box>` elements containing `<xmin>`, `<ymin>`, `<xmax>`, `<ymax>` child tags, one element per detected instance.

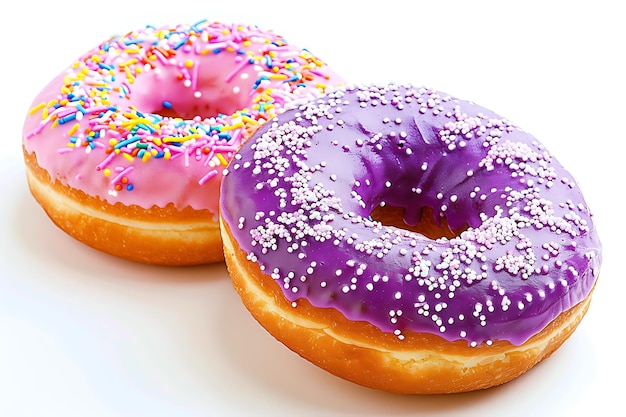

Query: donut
<box><xmin>219</xmin><ymin>83</ymin><xmax>602</xmax><ymax>394</ymax></box>
<box><xmin>22</xmin><ymin>20</ymin><xmax>343</xmax><ymax>265</ymax></box>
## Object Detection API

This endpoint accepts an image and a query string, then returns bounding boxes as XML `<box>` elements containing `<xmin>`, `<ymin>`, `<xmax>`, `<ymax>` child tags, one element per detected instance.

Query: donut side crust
<box><xmin>221</xmin><ymin>218</ymin><xmax>594</xmax><ymax>394</ymax></box>
<box><xmin>24</xmin><ymin>149</ymin><xmax>222</xmax><ymax>265</ymax></box>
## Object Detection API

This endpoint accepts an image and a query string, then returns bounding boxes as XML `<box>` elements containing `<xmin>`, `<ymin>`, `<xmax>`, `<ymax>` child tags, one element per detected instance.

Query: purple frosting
<box><xmin>220</xmin><ymin>84</ymin><xmax>602</xmax><ymax>347</ymax></box>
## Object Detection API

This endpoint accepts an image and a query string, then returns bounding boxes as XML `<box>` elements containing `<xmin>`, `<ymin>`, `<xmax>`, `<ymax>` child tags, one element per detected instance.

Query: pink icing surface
<box><xmin>23</xmin><ymin>20</ymin><xmax>344</xmax><ymax>216</ymax></box>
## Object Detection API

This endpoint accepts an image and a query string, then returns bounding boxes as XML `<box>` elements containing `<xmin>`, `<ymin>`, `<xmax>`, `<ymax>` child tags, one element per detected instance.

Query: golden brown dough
<box><xmin>25</xmin><ymin>149</ymin><xmax>220</xmax><ymax>265</ymax></box>
<box><xmin>222</xmin><ymin>217</ymin><xmax>594</xmax><ymax>394</ymax></box>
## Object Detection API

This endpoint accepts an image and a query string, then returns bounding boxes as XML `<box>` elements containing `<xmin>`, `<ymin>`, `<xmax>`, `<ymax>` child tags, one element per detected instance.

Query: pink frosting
<box><xmin>23</xmin><ymin>20</ymin><xmax>344</xmax><ymax>216</ymax></box>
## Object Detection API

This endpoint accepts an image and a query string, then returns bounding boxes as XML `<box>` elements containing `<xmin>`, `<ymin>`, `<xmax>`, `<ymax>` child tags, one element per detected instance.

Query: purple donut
<box><xmin>220</xmin><ymin>83</ymin><xmax>601</xmax><ymax>349</ymax></box>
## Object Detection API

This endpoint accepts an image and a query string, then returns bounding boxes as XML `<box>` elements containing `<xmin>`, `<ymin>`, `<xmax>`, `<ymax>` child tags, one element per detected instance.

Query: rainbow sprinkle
<box><xmin>25</xmin><ymin>20</ymin><xmax>341</xmax><ymax>195</ymax></box>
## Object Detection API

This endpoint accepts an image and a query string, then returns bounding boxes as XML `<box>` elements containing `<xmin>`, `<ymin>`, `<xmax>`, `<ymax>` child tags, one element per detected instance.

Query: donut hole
<box><xmin>131</xmin><ymin>60</ymin><xmax>257</xmax><ymax>121</ymax></box>
<box><xmin>370</xmin><ymin>205</ymin><xmax>467</xmax><ymax>239</ymax></box>
<box><xmin>152</xmin><ymin>81</ymin><xmax>251</xmax><ymax>120</ymax></box>
<box><xmin>151</xmin><ymin>81</ymin><xmax>253</xmax><ymax>120</ymax></box>
<box><xmin>156</xmin><ymin>100</ymin><xmax>228</xmax><ymax>120</ymax></box>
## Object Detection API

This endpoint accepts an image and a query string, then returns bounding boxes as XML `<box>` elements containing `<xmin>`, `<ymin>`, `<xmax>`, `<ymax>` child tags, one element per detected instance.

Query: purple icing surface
<box><xmin>220</xmin><ymin>84</ymin><xmax>602</xmax><ymax>347</ymax></box>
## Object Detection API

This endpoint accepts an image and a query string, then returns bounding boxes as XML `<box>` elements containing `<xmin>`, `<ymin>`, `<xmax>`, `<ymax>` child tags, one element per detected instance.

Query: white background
<box><xmin>1</xmin><ymin>1</ymin><xmax>623</xmax><ymax>416</ymax></box>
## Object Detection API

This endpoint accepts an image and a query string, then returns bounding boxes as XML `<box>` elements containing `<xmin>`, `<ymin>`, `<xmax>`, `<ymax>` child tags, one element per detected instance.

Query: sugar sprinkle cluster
<box><xmin>222</xmin><ymin>83</ymin><xmax>601</xmax><ymax>346</ymax></box>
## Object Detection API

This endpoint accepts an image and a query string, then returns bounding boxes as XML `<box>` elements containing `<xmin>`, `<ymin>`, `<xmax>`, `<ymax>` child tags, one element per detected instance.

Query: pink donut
<box><xmin>22</xmin><ymin>20</ymin><xmax>343</xmax><ymax>265</ymax></box>
<box><xmin>220</xmin><ymin>83</ymin><xmax>602</xmax><ymax>393</ymax></box>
